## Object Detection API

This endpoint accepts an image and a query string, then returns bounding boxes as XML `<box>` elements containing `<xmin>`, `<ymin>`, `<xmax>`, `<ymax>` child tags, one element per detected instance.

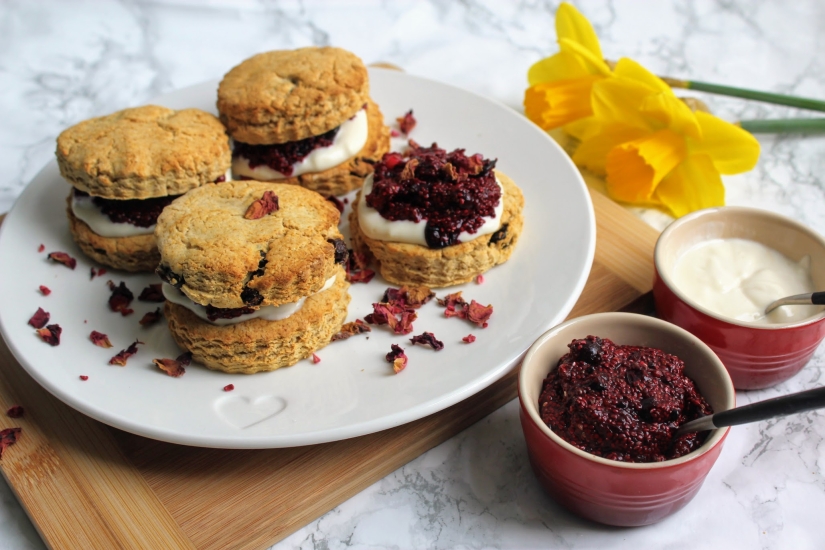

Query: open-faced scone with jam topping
<box><xmin>56</xmin><ymin>105</ymin><xmax>231</xmax><ymax>272</ymax></box>
<box><xmin>218</xmin><ymin>46</ymin><xmax>390</xmax><ymax>197</ymax></box>
<box><xmin>155</xmin><ymin>180</ymin><xmax>350</xmax><ymax>374</ymax></box>
<box><xmin>349</xmin><ymin>143</ymin><xmax>524</xmax><ymax>287</ymax></box>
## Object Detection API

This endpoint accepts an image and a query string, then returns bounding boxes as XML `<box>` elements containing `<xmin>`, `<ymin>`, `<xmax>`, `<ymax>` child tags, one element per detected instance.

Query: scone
<box><xmin>350</xmin><ymin>143</ymin><xmax>524</xmax><ymax>287</ymax></box>
<box><xmin>56</xmin><ymin>105</ymin><xmax>231</xmax><ymax>272</ymax></box>
<box><xmin>217</xmin><ymin>47</ymin><xmax>390</xmax><ymax>196</ymax></box>
<box><xmin>155</xmin><ymin>180</ymin><xmax>350</xmax><ymax>373</ymax></box>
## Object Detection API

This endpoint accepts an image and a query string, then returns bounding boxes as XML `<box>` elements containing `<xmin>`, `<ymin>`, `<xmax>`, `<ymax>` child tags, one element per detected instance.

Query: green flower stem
<box><xmin>661</xmin><ymin>77</ymin><xmax>825</xmax><ymax>113</ymax></box>
<box><xmin>738</xmin><ymin>118</ymin><xmax>825</xmax><ymax>134</ymax></box>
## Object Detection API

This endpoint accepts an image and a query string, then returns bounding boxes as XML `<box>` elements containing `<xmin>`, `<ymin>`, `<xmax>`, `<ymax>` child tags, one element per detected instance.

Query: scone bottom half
<box><xmin>154</xmin><ymin>180</ymin><xmax>348</xmax><ymax>310</ymax></box>
<box><xmin>350</xmin><ymin>170</ymin><xmax>525</xmax><ymax>288</ymax></box>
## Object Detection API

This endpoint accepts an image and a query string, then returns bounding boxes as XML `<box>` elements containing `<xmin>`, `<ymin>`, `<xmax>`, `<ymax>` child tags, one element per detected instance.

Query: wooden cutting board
<box><xmin>0</xmin><ymin>187</ymin><xmax>658</xmax><ymax>550</ymax></box>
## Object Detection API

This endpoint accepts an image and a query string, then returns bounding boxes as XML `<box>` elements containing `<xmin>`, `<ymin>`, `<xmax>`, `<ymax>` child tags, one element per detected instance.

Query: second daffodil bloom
<box><xmin>524</xmin><ymin>2</ymin><xmax>612</xmax><ymax>130</ymax></box>
<box><xmin>573</xmin><ymin>58</ymin><xmax>761</xmax><ymax>217</ymax></box>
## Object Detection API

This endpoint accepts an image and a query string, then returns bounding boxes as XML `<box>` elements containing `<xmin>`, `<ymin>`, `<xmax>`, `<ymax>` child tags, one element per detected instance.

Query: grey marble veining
<box><xmin>1</xmin><ymin>1</ymin><xmax>825</xmax><ymax>549</ymax></box>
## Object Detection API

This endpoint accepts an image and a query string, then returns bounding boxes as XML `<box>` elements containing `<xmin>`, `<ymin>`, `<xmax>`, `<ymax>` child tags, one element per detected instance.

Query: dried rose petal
<box><xmin>79</xmin><ymin>375</ymin><xmax>89</xmax><ymax>381</ymax></box>
<box><xmin>153</xmin><ymin>358</ymin><xmax>185</xmax><ymax>377</ymax></box>
<box><xmin>47</xmin><ymin>251</ymin><xmax>76</xmax><ymax>269</ymax></box>
<box><xmin>364</xmin><ymin>303</ymin><xmax>392</xmax><ymax>325</ymax></box>
<box><xmin>311</xmin><ymin>353</ymin><xmax>321</xmax><ymax>364</ymax></box>
<box><xmin>345</xmin><ymin>249</ymin><xmax>375</xmax><ymax>284</ymax></box>
<box><xmin>139</xmin><ymin>308</ymin><xmax>162</xmax><ymax>326</ymax></box>
<box><xmin>89</xmin><ymin>330</ymin><xmax>113</xmax><ymax>348</ymax></box>
<box><xmin>36</xmin><ymin>324</ymin><xmax>61</xmax><ymax>346</ymax></box>
<box><xmin>244</xmin><ymin>190</ymin><xmax>279</xmax><ymax>219</ymax></box>
<box><xmin>0</xmin><ymin>428</ymin><xmax>21</xmax><ymax>459</ymax></box>
<box><xmin>326</xmin><ymin>195</ymin><xmax>345</xmax><ymax>213</ymax></box>
<box><xmin>138</xmin><ymin>284</ymin><xmax>164</xmax><ymax>302</ymax></box>
<box><xmin>347</xmin><ymin>269</ymin><xmax>375</xmax><ymax>284</ymax></box>
<box><xmin>28</xmin><ymin>307</ymin><xmax>50</xmax><ymax>329</ymax></box>
<box><xmin>37</xmin><ymin>244</ymin><xmax>45</xmax><ymax>253</ymax></box>
<box><xmin>382</xmin><ymin>151</ymin><xmax>405</xmax><ymax>170</ymax></box>
<box><xmin>466</xmin><ymin>300</ymin><xmax>493</xmax><ymax>327</ymax></box>
<box><xmin>107</xmin><ymin>280</ymin><xmax>135</xmax><ymax>316</ymax></box>
<box><xmin>176</xmin><ymin>352</ymin><xmax>193</xmax><ymax>367</ymax></box>
<box><xmin>386</xmin><ymin>344</ymin><xmax>408</xmax><ymax>374</ymax></box>
<box><xmin>410</xmin><ymin>332</ymin><xmax>444</xmax><ymax>351</ymax></box>
<box><xmin>475</xmin><ymin>274</ymin><xmax>485</xmax><ymax>284</ymax></box>
<box><xmin>437</xmin><ymin>291</ymin><xmax>466</xmax><ymax>309</ymax></box>
<box><xmin>39</xmin><ymin>285</ymin><xmax>51</xmax><ymax>296</ymax></box>
<box><xmin>6</xmin><ymin>406</ymin><xmax>24</xmax><ymax>419</ymax></box>
<box><xmin>401</xmin><ymin>286</ymin><xmax>435</xmax><ymax>308</ymax></box>
<box><xmin>223</xmin><ymin>384</ymin><xmax>235</xmax><ymax>392</ymax></box>
<box><xmin>397</xmin><ymin>109</ymin><xmax>416</xmax><ymax>135</ymax></box>
<box><xmin>395</xmin><ymin>310</ymin><xmax>417</xmax><ymax>335</ymax></box>
<box><xmin>390</xmin><ymin>129</ymin><xmax>401</xmax><ymax>138</ymax></box>
<box><xmin>108</xmin><ymin>340</ymin><xmax>143</xmax><ymax>366</ymax></box>
<box><xmin>462</xmin><ymin>334</ymin><xmax>476</xmax><ymax>344</ymax></box>
<box><xmin>331</xmin><ymin>319</ymin><xmax>372</xmax><ymax>341</ymax></box>
<box><xmin>399</xmin><ymin>158</ymin><xmax>419</xmax><ymax>181</ymax></box>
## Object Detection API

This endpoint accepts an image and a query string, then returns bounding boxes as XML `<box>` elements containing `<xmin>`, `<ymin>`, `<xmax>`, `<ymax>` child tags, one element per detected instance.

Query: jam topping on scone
<box><xmin>73</xmin><ymin>189</ymin><xmax>180</xmax><ymax>228</ymax></box>
<box><xmin>365</xmin><ymin>143</ymin><xmax>502</xmax><ymax>249</ymax></box>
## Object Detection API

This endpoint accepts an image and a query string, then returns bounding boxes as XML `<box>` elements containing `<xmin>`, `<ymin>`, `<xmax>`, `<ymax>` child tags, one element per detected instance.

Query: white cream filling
<box><xmin>162</xmin><ymin>275</ymin><xmax>337</xmax><ymax>326</ymax></box>
<box><xmin>356</xmin><ymin>173</ymin><xmax>504</xmax><ymax>246</ymax></box>
<box><xmin>71</xmin><ymin>168</ymin><xmax>231</xmax><ymax>238</ymax></box>
<box><xmin>232</xmin><ymin>108</ymin><xmax>369</xmax><ymax>180</ymax></box>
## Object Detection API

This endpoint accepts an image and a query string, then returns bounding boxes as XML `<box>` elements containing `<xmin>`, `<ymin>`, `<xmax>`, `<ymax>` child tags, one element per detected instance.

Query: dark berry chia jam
<box><xmin>366</xmin><ymin>143</ymin><xmax>501</xmax><ymax>249</ymax></box>
<box><xmin>75</xmin><ymin>189</ymin><xmax>179</xmax><ymax>228</ymax></box>
<box><xmin>233</xmin><ymin>127</ymin><xmax>339</xmax><ymax>176</ymax></box>
<box><xmin>539</xmin><ymin>336</ymin><xmax>713</xmax><ymax>463</ymax></box>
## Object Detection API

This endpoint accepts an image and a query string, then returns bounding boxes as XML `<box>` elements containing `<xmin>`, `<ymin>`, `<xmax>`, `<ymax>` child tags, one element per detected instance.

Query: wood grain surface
<box><xmin>0</xmin><ymin>188</ymin><xmax>659</xmax><ymax>550</ymax></box>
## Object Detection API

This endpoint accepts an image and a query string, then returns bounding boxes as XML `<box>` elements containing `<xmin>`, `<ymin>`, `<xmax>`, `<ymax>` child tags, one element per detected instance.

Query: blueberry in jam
<box><xmin>365</xmin><ymin>143</ymin><xmax>501</xmax><ymax>249</ymax></box>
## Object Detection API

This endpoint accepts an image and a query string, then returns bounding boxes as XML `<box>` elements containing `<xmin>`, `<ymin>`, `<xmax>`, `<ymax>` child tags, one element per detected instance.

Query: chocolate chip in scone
<box><xmin>328</xmin><ymin>238</ymin><xmax>348</xmax><ymax>265</ymax></box>
<box><xmin>488</xmin><ymin>223</ymin><xmax>508</xmax><ymax>245</ymax></box>
<box><xmin>156</xmin><ymin>264</ymin><xmax>185</xmax><ymax>289</ymax></box>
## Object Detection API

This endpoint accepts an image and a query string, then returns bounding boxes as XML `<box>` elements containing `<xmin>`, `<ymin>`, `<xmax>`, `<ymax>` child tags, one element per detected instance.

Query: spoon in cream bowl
<box><xmin>764</xmin><ymin>291</ymin><xmax>825</xmax><ymax>315</ymax></box>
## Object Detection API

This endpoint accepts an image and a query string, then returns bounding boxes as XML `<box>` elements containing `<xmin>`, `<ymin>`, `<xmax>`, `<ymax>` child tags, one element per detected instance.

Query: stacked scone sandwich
<box><xmin>217</xmin><ymin>46</ymin><xmax>390</xmax><ymax>196</ymax></box>
<box><xmin>350</xmin><ymin>143</ymin><xmax>524</xmax><ymax>287</ymax></box>
<box><xmin>155</xmin><ymin>180</ymin><xmax>350</xmax><ymax>373</ymax></box>
<box><xmin>56</xmin><ymin>105</ymin><xmax>231</xmax><ymax>272</ymax></box>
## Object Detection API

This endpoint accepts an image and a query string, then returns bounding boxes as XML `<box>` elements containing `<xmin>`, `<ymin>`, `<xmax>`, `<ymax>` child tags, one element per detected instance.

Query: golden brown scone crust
<box><xmin>350</xmin><ymin>171</ymin><xmax>524</xmax><ymax>287</ymax></box>
<box><xmin>155</xmin><ymin>180</ymin><xmax>343</xmax><ymax>309</ymax></box>
<box><xmin>56</xmin><ymin>106</ymin><xmax>231</xmax><ymax>199</ymax></box>
<box><xmin>235</xmin><ymin>99</ymin><xmax>390</xmax><ymax>196</ymax></box>
<box><xmin>66</xmin><ymin>195</ymin><xmax>159</xmax><ymax>272</ymax></box>
<box><xmin>164</xmin><ymin>269</ymin><xmax>350</xmax><ymax>374</ymax></box>
<box><xmin>217</xmin><ymin>47</ymin><xmax>369</xmax><ymax>145</ymax></box>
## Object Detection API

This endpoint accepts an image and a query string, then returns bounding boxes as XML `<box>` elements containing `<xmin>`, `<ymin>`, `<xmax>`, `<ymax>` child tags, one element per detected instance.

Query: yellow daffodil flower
<box><xmin>573</xmin><ymin>59</ymin><xmax>760</xmax><ymax>216</ymax></box>
<box><xmin>524</xmin><ymin>2</ymin><xmax>611</xmax><ymax>130</ymax></box>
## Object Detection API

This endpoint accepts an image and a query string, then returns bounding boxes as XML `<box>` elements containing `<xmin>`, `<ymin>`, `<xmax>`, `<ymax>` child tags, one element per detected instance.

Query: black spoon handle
<box><xmin>813</xmin><ymin>291</ymin><xmax>825</xmax><ymax>305</ymax></box>
<box><xmin>679</xmin><ymin>386</ymin><xmax>825</xmax><ymax>433</ymax></box>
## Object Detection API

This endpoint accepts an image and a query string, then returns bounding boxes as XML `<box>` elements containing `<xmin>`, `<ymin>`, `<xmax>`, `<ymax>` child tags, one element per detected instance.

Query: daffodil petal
<box><xmin>605</xmin><ymin>129</ymin><xmax>687</xmax><ymax>203</ymax></box>
<box><xmin>559</xmin><ymin>37</ymin><xmax>612</xmax><ymax>76</ymax></box>
<box><xmin>527</xmin><ymin>51</ymin><xmax>588</xmax><ymax>86</ymax></box>
<box><xmin>591</xmin><ymin>76</ymin><xmax>660</xmax><ymax>130</ymax></box>
<box><xmin>640</xmin><ymin>93</ymin><xmax>702</xmax><ymax>140</ymax></box>
<box><xmin>691</xmin><ymin>111</ymin><xmax>761</xmax><ymax>174</ymax></box>
<box><xmin>572</xmin><ymin>124</ymin><xmax>648</xmax><ymax>175</ymax></box>
<box><xmin>564</xmin><ymin>117</ymin><xmax>601</xmax><ymax>141</ymax></box>
<box><xmin>556</xmin><ymin>3</ymin><xmax>604</xmax><ymax>61</ymax></box>
<box><xmin>524</xmin><ymin>75</ymin><xmax>602</xmax><ymax>130</ymax></box>
<box><xmin>653</xmin><ymin>154</ymin><xmax>724</xmax><ymax>217</ymax></box>
<box><xmin>613</xmin><ymin>58</ymin><xmax>671</xmax><ymax>93</ymax></box>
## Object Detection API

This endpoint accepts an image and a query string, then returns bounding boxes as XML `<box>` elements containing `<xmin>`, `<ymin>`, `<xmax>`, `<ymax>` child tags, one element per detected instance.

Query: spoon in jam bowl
<box><xmin>677</xmin><ymin>386</ymin><xmax>825</xmax><ymax>434</ymax></box>
<box><xmin>765</xmin><ymin>291</ymin><xmax>825</xmax><ymax>315</ymax></box>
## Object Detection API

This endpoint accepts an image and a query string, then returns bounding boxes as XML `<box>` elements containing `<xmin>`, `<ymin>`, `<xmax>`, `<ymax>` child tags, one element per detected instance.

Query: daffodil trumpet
<box><xmin>661</xmin><ymin>77</ymin><xmax>825</xmax><ymax>114</ymax></box>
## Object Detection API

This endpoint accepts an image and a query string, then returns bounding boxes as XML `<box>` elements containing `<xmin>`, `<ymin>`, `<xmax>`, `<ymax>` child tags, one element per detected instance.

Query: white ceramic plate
<box><xmin>0</xmin><ymin>69</ymin><xmax>594</xmax><ymax>448</ymax></box>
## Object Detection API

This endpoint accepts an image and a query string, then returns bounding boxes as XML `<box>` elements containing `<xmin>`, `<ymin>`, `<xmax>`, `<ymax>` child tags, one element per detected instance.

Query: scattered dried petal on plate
<box><xmin>107</xmin><ymin>280</ymin><xmax>135</xmax><ymax>316</ymax></box>
<box><xmin>401</xmin><ymin>285</ymin><xmax>435</xmax><ymax>308</ymax></box>
<box><xmin>326</xmin><ymin>195</ymin><xmax>345</xmax><ymax>213</ymax></box>
<box><xmin>108</xmin><ymin>340</ymin><xmax>144</xmax><ymax>366</ymax></box>
<box><xmin>386</xmin><ymin>344</ymin><xmax>408</xmax><ymax>374</ymax></box>
<box><xmin>437</xmin><ymin>291</ymin><xmax>466</xmax><ymax>310</ymax></box>
<box><xmin>390</xmin><ymin>128</ymin><xmax>400</xmax><ymax>138</ymax></box>
<box><xmin>331</xmin><ymin>319</ymin><xmax>372</xmax><ymax>341</ymax></box>
<box><xmin>39</xmin><ymin>285</ymin><xmax>51</xmax><ymax>296</ymax></box>
<box><xmin>89</xmin><ymin>330</ymin><xmax>113</xmax><ymax>348</ymax></box>
<box><xmin>47</xmin><ymin>251</ymin><xmax>76</xmax><ymax>269</ymax></box>
<box><xmin>223</xmin><ymin>384</ymin><xmax>235</xmax><ymax>392</ymax></box>
<box><xmin>90</xmin><ymin>267</ymin><xmax>107</xmax><ymax>280</ymax></box>
<box><xmin>0</xmin><ymin>428</ymin><xmax>21</xmax><ymax>459</ymax></box>
<box><xmin>79</xmin><ymin>375</ymin><xmax>89</xmax><ymax>381</ymax></box>
<box><xmin>395</xmin><ymin>309</ymin><xmax>417</xmax><ymax>335</ymax></box>
<box><xmin>475</xmin><ymin>274</ymin><xmax>485</xmax><ymax>284</ymax></box>
<box><xmin>244</xmin><ymin>190</ymin><xmax>279</xmax><ymax>219</ymax></box>
<box><xmin>139</xmin><ymin>308</ymin><xmax>162</xmax><ymax>326</ymax></box>
<box><xmin>153</xmin><ymin>357</ymin><xmax>186</xmax><ymax>377</ymax></box>
<box><xmin>311</xmin><ymin>353</ymin><xmax>321</xmax><ymax>364</ymax></box>
<box><xmin>138</xmin><ymin>284</ymin><xmax>164</xmax><ymax>302</ymax></box>
<box><xmin>466</xmin><ymin>300</ymin><xmax>493</xmax><ymax>327</ymax></box>
<box><xmin>345</xmin><ymin>249</ymin><xmax>375</xmax><ymax>283</ymax></box>
<box><xmin>397</xmin><ymin>109</ymin><xmax>417</xmax><ymax>134</ymax></box>
<box><xmin>28</xmin><ymin>307</ymin><xmax>50</xmax><ymax>329</ymax></box>
<box><xmin>6</xmin><ymin>406</ymin><xmax>24</xmax><ymax>419</ymax></box>
<box><xmin>410</xmin><ymin>331</ymin><xmax>444</xmax><ymax>350</ymax></box>
<box><xmin>37</xmin><ymin>244</ymin><xmax>45</xmax><ymax>253</ymax></box>
<box><xmin>36</xmin><ymin>324</ymin><xmax>61</xmax><ymax>346</ymax></box>
<box><xmin>176</xmin><ymin>352</ymin><xmax>193</xmax><ymax>367</ymax></box>
<box><xmin>462</xmin><ymin>334</ymin><xmax>476</xmax><ymax>343</ymax></box>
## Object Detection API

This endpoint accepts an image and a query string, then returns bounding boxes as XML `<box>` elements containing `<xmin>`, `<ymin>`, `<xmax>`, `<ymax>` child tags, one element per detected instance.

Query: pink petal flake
<box><xmin>107</xmin><ymin>280</ymin><xmax>135</xmax><ymax>316</ymax></box>
<box><xmin>0</xmin><ymin>428</ymin><xmax>22</xmax><ymax>459</ymax></box>
<box><xmin>37</xmin><ymin>244</ymin><xmax>45</xmax><ymax>253</ymax></box>
<box><xmin>138</xmin><ymin>284</ymin><xmax>164</xmax><ymax>302</ymax></box>
<box><xmin>397</xmin><ymin>109</ymin><xmax>417</xmax><ymax>135</ymax></box>
<box><xmin>139</xmin><ymin>308</ymin><xmax>162</xmax><ymax>326</ymax></box>
<box><xmin>244</xmin><ymin>191</ymin><xmax>279</xmax><ymax>219</ymax></box>
<box><xmin>386</xmin><ymin>344</ymin><xmax>408</xmax><ymax>374</ymax></box>
<box><xmin>462</xmin><ymin>334</ymin><xmax>477</xmax><ymax>344</ymax></box>
<box><xmin>311</xmin><ymin>353</ymin><xmax>321</xmax><ymax>364</ymax></box>
<box><xmin>47</xmin><ymin>251</ymin><xmax>76</xmax><ymax>269</ymax></box>
<box><xmin>36</xmin><ymin>324</ymin><xmax>61</xmax><ymax>346</ymax></box>
<box><xmin>39</xmin><ymin>285</ymin><xmax>51</xmax><ymax>296</ymax></box>
<box><xmin>223</xmin><ymin>384</ymin><xmax>235</xmax><ymax>392</ymax></box>
<box><xmin>79</xmin><ymin>375</ymin><xmax>89</xmax><ymax>381</ymax></box>
<box><xmin>89</xmin><ymin>330</ymin><xmax>113</xmax><ymax>348</ymax></box>
<box><xmin>6</xmin><ymin>406</ymin><xmax>24</xmax><ymax>419</ymax></box>
<box><xmin>109</xmin><ymin>340</ymin><xmax>144</xmax><ymax>366</ymax></box>
<box><xmin>28</xmin><ymin>307</ymin><xmax>50</xmax><ymax>329</ymax></box>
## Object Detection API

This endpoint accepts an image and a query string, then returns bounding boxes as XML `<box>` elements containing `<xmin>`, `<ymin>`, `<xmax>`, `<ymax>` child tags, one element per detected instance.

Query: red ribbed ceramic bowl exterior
<box><xmin>518</xmin><ymin>313</ymin><xmax>734</xmax><ymax>527</ymax></box>
<box><xmin>653</xmin><ymin>207</ymin><xmax>825</xmax><ymax>390</ymax></box>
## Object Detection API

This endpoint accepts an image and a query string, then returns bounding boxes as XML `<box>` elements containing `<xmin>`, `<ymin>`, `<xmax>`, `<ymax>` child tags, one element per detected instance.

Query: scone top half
<box><xmin>56</xmin><ymin>105</ymin><xmax>231</xmax><ymax>199</ymax></box>
<box><xmin>217</xmin><ymin>47</ymin><xmax>369</xmax><ymax>145</ymax></box>
<box><xmin>155</xmin><ymin>181</ymin><xmax>345</xmax><ymax>309</ymax></box>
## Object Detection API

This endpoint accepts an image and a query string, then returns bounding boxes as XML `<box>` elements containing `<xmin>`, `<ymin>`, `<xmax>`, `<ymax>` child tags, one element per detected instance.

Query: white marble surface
<box><xmin>1</xmin><ymin>1</ymin><xmax>825</xmax><ymax>548</ymax></box>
